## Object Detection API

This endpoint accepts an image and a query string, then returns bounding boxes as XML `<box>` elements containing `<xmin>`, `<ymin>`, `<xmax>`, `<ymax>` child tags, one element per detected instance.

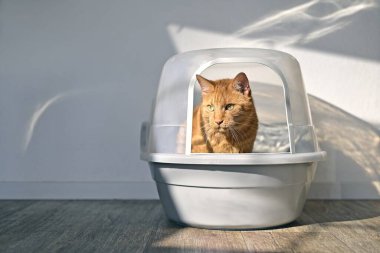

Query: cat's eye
<box><xmin>207</xmin><ymin>105</ymin><xmax>214</xmax><ymax>112</ymax></box>
<box><xmin>225</xmin><ymin>104</ymin><xmax>234</xmax><ymax>110</ymax></box>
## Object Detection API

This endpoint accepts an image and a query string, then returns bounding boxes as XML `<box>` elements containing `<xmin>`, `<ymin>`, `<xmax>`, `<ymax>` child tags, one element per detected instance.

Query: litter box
<box><xmin>140</xmin><ymin>48</ymin><xmax>326</xmax><ymax>229</ymax></box>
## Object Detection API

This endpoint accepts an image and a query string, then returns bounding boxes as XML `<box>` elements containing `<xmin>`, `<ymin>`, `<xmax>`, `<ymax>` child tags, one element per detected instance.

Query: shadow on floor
<box><xmin>145</xmin><ymin>200</ymin><xmax>379</xmax><ymax>252</ymax></box>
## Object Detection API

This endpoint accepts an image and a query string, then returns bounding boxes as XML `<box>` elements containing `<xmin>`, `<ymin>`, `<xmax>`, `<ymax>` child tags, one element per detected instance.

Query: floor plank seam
<box><xmin>323</xmin><ymin>222</ymin><xmax>364</xmax><ymax>253</ymax></box>
<box><xmin>269</xmin><ymin>231</ymin><xmax>285</xmax><ymax>252</ymax></box>
<box><xmin>239</xmin><ymin>231</ymin><xmax>250</xmax><ymax>253</ymax></box>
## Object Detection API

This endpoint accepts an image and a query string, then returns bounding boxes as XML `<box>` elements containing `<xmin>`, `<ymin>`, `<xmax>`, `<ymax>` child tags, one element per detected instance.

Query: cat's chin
<box><xmin>213</xmin><ymin>128</ymin><xmax>227</xmax><ymax>134</ymax></box>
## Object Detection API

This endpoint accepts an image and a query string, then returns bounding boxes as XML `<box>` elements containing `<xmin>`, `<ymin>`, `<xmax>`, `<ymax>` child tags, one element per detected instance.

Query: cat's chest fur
<box><xmin>206</xmin><ymin>127</ymin><xmax>254</xmax><ymax>153</ymax></box>
<box><xmin>207</xmin><ymin>133</ymin><xmax>240</xmax><ymax>153</ymax></box>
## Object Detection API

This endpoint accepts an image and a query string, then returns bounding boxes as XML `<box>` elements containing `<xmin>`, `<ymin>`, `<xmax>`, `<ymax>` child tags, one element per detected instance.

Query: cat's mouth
<box><xmin>214</xmin><ymin>126</ymin><xmax>227</xmax><ymax>133</ymax></box>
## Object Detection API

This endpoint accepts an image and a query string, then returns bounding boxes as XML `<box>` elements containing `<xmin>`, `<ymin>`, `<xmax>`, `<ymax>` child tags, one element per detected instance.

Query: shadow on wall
<box><xmin>166</xmin><ymin>0</ymin><xmax>380</xmax><ymax>134</ymax></box>
<box><xmin>309</xmin><ymin>95</ymin><xmax>380</xmax><ymax>198</ymax></box>
<box><xmin>168</xmin><ymin>0</ymin><xmax>379</xmax><ymax>61</ymax></box>
<box><xmin>225</xmin><ymin>0</ymin><xmax>377</xmax><ymax>50</ymax></box>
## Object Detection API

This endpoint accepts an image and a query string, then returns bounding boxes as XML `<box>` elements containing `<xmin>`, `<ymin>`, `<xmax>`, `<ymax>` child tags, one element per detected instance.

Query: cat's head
<box><xmin>196</xmin><ymin>72</ymin><xmax>255</xmax><ymax>134</ymax></box>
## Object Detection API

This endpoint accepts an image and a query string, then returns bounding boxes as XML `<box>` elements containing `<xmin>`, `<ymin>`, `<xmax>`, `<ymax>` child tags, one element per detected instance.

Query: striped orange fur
<box><xmin>191</xmin><ymin>72</ymin><xmax>258</xmax><ymax>153</ymax></box>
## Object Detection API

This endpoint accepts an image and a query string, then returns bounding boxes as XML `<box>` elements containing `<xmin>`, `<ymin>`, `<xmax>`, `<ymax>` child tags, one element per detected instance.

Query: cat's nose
<box><xmin>215</xmin><ymin>120</ymin><xmax>223</xmax><ymax>126</ymax></box>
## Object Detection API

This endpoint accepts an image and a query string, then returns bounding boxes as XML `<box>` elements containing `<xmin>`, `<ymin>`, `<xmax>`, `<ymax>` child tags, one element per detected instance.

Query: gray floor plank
<box><xmin>0</xmin><ymin>200</ymin><xmax>162</xmax><ymax>253</ymax></box>
<box><xmin>0</xmin><ymin>200</ymin><xmax>379</xmax><ymax>253</ymax></box>
<box><xmin>50</xmin><ymin>200</ymin><xmax>161</xmax><ymax>253</ymax></box>
<box><xmin>301</xmin><ymin>200</ymin><xmax>380</xmax><ymax>253</ymax></box>
<box><xmin>144</xmin><ymin>217</ymin><xmax>249</xmax><ymax>253</ymax></box>
<box><xmin>240</xmin><ymin>231</ymin><xmax>282</xmax><ymax>252</ymax></box>
<box><xmin>0</xmin><ymin>201</ymin><xmax>35</xmax><ymax>221</ymax></box>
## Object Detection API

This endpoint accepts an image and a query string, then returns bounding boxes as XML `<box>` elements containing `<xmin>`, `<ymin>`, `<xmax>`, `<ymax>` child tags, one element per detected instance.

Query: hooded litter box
<box><xmin>140</xmin><ymin>48</ymin><xmax>326</xmax><ymax>229</ymax></box>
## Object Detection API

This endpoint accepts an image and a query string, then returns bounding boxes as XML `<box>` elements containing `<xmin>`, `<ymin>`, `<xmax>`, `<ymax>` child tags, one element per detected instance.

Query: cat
<box><xmin>191</xmin><ymin>72</ymin><xmax>258</xmax><ymax>153</ymax></box>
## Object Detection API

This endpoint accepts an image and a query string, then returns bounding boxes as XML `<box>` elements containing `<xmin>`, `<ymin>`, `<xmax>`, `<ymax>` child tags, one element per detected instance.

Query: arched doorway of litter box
<box><xmin>186</xmin><ymin>61</ymin><xmax>292</xmax><ymax>154</ymax></box>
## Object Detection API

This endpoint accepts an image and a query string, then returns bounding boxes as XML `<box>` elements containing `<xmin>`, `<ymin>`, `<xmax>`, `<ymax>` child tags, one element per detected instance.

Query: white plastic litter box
<box><xmin>140</xmin><ymin>48</ymin><xmax>326</xmax><ymax>229</ymax></box>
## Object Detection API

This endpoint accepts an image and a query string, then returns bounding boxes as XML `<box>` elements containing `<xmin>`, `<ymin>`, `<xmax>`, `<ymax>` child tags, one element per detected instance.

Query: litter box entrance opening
<box><xmin>188</xmin><ymin>62</ymin><xmax>291</xmax><ymax>154</ymax></box>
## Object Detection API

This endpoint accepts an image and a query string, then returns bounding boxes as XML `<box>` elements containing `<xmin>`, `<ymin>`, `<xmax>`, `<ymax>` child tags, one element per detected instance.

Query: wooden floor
<box><xmin>0</xmin><ymin>200</ymin><xmax>379</xmax><ymax>253</ymax></box>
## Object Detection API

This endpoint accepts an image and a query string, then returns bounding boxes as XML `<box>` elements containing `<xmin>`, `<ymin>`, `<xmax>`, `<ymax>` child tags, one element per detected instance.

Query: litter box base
<box><xmin>150</xmin><ymin>162</ymin><xmax>317</xmax><ymax>229</ymax></box>
<box><xmin>156</xmin><ymin>182</ymin><xmax>307</xmax><ymax>229</ymax></box>
<box><xmin>167</xmin><ymin>217</ymin><xmax>299</xmax><ymax>231</ymax></box>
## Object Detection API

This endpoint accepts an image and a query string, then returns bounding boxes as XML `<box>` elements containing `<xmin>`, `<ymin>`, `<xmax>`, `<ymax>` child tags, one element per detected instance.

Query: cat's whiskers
<box><xmin>228</xmin><ymin>126</ymin><xmax>242</xmax><ymax>145</ymax></box>
<box><xmin>201</xmin><ymin>123</ymin><xmax>215</xmax><ymax>138</ymax></box>
<box><xmin>232</xmin><ymin>125</ymin><xmax>251</xmax><ymax>143</ymax></box>
<box><xmin>233</xmin><ymin>120</ymin><xmax>258</xmax><ymax>128</ymax></box>
<box><xmin>234</xmin><ymin>128</ymin><xmax>245</xmax><ymax>142</ymax></box>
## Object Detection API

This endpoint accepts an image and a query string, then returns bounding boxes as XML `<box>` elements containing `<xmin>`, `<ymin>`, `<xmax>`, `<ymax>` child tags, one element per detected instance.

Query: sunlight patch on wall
<box><xmin>22</xmin><ymin>90</ymin><xmax>86</xmax><ymax>153</ymax></box>
<box><xmin>23</xmin><ymin>94</ymin><xmax>66</xmax><ymax>153</ymax></box>
<box><xmin>167</xmin><ymin>0</ymin><xmax>377</xmax><ymax>51</ymax></box>
<box><xmin>166</xmin><ymin>22</ymin><xmax>380</xmax><ymax>126</ymax></box>
<box><xmin>229</xmin><ymin>0</ymin><xmax>376</xmax><ymax>47</ymax></box>
<box><xmin>373</xmin><ymin>181</ymin><xmax>380</xmax><ymax>195</ymax></box>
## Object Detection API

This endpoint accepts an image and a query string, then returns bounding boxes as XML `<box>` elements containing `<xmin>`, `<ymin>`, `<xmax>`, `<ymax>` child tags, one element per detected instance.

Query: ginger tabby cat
<box><xmin>192</xmin><ymin>72</ymin><xmax>258</xmax><ymax>153</ymax></box>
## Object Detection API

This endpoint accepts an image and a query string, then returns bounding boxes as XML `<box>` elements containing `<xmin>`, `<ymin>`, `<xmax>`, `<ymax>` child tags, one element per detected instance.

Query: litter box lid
<box><xmin>141</xmin><ymin>48</ymin><xmax>325</xmax><ymax>163</ymax></box>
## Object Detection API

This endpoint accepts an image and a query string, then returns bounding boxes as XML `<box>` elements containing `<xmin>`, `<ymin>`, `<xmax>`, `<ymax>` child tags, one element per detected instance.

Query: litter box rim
<box><xmin>141</xmin><ymin>151</ymin><xmax>326</xmax><ymax>165</ymax></box>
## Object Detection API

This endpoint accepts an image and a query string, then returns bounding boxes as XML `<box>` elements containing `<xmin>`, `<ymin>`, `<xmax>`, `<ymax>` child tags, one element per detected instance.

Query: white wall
<box><xmin>0</xmin><ymin>0</ymin><xmax>379</xmax><ymax>199</ymax></box>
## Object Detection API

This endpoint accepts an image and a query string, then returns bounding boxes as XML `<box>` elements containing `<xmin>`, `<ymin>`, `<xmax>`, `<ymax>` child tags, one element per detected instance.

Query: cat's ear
<box><xmin>232</xmin><ymin>72</ymin><xmax>250</xmax><ymax>96</ymax></box>
<box><xmin>196</xmin><ymin>75</ymin><xmax>214</xmax><ymax>94</ymax></box>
